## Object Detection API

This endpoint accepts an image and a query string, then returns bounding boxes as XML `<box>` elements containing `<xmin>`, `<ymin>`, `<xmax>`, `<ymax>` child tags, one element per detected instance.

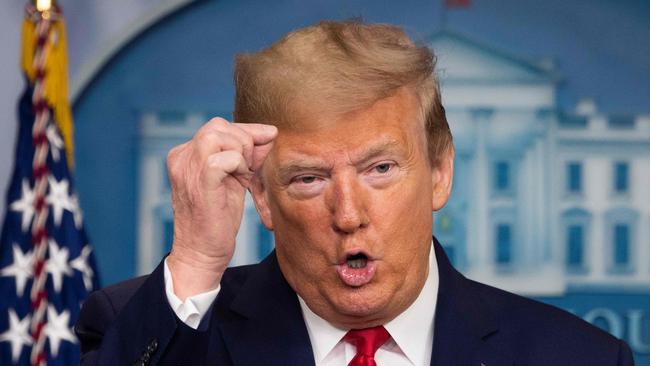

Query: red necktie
<box><xmin>344</xmin><ymin>326</ymin><xmax>391</xmax><ymax>366</ymax></box>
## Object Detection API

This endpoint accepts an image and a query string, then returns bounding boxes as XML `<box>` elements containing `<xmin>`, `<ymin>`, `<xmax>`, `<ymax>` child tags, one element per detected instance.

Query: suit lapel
<box><xmin>431</xmin><ymin>238</ymin><xmax>513</xmax><ymax>366</ymax></box>
<box><xmin>213</xmin><ymin>253</ymin><xmax>315</xmax><ymax>366</ymax></box>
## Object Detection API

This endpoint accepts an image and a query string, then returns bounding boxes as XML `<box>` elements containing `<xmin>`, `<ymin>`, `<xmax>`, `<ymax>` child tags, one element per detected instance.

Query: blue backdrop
<box><xmin>71</xmin><ymin>0</ymin><xmax>650</xmax><ymax>363</ymax></box>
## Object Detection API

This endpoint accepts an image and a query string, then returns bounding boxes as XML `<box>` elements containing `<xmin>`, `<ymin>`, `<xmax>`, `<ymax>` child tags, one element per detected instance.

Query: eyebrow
<box><xmin>350</xmin><ymin>139</ymin><xmax>403</xmax><ymax>166</ymax></box>
<box><xmin>275</xmin><ymin>139</ymin><xmax>404</xmax><ymax>180</ymax></box>
<box><xmin>276</xmin><ymin>161</ymin><xmax>332</xmax><ymax>180</ymax></box>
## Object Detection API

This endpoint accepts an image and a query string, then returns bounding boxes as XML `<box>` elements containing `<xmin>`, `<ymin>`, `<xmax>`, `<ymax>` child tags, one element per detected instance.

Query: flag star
<box><xmin>71</xmin><ymin>246</ymin><xmax>94</xmax><ymax>291</ymax></box>
<box><xmin>46</xmin><ymin>176</ymin><xmax>72</xmax><ymax>227</ymax></box>
<box><xmin>46</xmin><ymin>123</ymin><xmax>63</xmax><ymax>162</ymax></box>
<box><xmin>46</xmin><ymin>239</ymin><xmax>73</xmax><ymax>293</ymax></box>
<box><xmin>68</xmin><ymin>194</ymin><xmax>84</xmax><ymax>229</ymax></box>
<box><xmin>10</xmin><ymin>179</ymin><xmax>35</xmax><ymax>232</ymax></box>
<box><xmin>0</xmin><ymin>244</ymin><xmax>33</xmax><ymax>297</ymax></box>
<box><xmin>44</xmin><ymin>305</ymin><xmax>76</xmax><ymax>357</ymax></box>
<box><xmin>0</xmin><ymin>309</ymin><xmax>32</xmax><ymax>362</ymax></box>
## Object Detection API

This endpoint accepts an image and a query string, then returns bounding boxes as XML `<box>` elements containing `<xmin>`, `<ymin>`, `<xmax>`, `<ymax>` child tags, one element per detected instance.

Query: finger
<box><xmin>167</xmin><ymin>141</ymin><xmax>189</xmax><ymax>176</ymax></box>
<box><xmin>195</xmin><ymin>131</ymin><xmax>249</xmax><ymax>168</ymax></box>
<box><xmin>197</xmin><ymin>117</ymin><xmax>231</xmax><ymax>137</ymax></box>
<box><xmin>197</xmin><ymin>119</ymin><xmax>265</xmax><ymax>167</ymax></box>
<box><xmin>202</xmin><ymin>150</ymin><xmax>252</xmax><ymax>189</ymax></box>
<box><xmin>201</xmin><ymin>118</ymin><xmax>276</xmax><ymax>146</ymax></box>
<box><xmin>209</xmin><ymin>122</ymin><xmax>275</xmax><ymax>169</ymax></box>
<box><xmin>251</xmin><ymin>140</ymin><xmax>274</xmax><ymax>172</ymax></box>
<box><xmin>233</xmin><ymin>123</ymin><xmax>278</xmax><ymax>145</ymax></box>
<box><xmin>216</xmin><ymin>124</ymin><xmax>255</xmax><ymax>169</ymax></box>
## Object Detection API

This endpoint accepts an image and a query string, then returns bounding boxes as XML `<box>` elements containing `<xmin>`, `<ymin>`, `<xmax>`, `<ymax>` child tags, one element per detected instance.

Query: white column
<box><xmin>521</xmin><ymin>147</ymin><xmax>535</xmax><ymax>267</ymax></box>
<box><xmin>547</xmin><ymin>115</ymin><xmax>559</xmax><ymax>263</ymax></box>
<box><xmin>231</xmin><ymin>192</ymin><xmax>257</xmax><ymax>266</ymax></box>
<box><xmin>137</xmin><ymin>153</ymin><xmax>160</xmax><ymax>275</ymax></box>
<box><xmin>473</xmin><ymin>110</ymin><xmax>491</xmax><ymax>271</ymax></box>
<box><xmin>638</xmin><ymin>213</ymin><xmax>650</xmax><ymax>280</ymax></box>
<box><xmin>465</xmin><ymin>157</ymin><xmax>478</xmax><ymax>269</ymax></box>
<box><xmin>534</xmin><ymin>138</ymin><xmax>546</xmax><ymax>265</ymax></box>
<box><xmin>635</xmin><ymin>158</ymin><xmax>650</xmax><ymax>280</ymax></box>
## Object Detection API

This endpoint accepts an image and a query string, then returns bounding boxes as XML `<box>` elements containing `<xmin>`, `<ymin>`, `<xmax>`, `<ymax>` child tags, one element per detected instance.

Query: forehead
<box><xmin>271</xmin><ymin>88</ymin><xmax>425</xmax><ymax>160</ymax></box>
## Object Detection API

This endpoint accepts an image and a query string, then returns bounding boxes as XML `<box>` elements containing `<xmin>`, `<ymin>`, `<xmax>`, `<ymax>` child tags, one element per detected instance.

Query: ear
<box><xmin>431</xmin><ymin>146</ymin><xmax>454</xmax><ymax>211</ymax></box>
<box><xmin>250</xmin><ymin>172</ymin><xmax>274</xmax><ymax>230</ymax></box>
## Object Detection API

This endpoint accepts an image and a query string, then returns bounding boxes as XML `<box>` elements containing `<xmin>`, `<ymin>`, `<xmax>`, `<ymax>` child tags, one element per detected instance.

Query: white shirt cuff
<box><xmin>163</xmin><ymin>257</ymin><xmax>220</xmax><ymax>329</ymax></box>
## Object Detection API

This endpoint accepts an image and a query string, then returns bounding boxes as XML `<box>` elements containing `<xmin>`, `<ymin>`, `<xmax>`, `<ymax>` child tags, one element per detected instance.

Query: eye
<box><xmin>290</xmin><ymin>174</ymin><xmax>322</xmax><ymax>186</ymax></box>
<box><xmin>298</xmin><ymin>176</ymin><xmax>317</xmax><ymax>184</ymax></box>
<box><xmin>374</xmin><ymin>163</ymin><xmax>392</xmax><ymax>174</ymax></box>
<box><xmin>287</xmin><ymin>174</ymin><xmax>326</xmax><ymax>198</ymax></box>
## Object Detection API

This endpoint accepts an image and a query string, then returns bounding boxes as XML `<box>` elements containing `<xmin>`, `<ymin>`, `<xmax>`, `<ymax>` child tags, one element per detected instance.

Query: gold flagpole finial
<box><xmin>35</xmin><ymin>0</ymin><xmax>52</xmax><ymax>12</ymax></box>
<box><xmin>28</xmin><ymin>0</ymin><xmax>57</xmax><ymax>21</ymax></box>
<box><xmin>33</xmin><ymin>0</ymin><xmax>59</xmax><ymax>20</ymax></box>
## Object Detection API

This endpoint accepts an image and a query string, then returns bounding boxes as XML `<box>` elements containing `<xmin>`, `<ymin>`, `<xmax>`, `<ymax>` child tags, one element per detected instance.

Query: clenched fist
<box><xmin>166</xmin><ymin>117</ymin><xmax>277</xmax><ymax>300</ymax></box>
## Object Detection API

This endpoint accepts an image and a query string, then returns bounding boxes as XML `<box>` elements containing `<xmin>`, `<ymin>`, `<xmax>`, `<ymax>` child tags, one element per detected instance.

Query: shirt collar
<box><xmin>299</xmin><ymin>243</ymin><xmax>439</xmax><ymax>365</ymax></box>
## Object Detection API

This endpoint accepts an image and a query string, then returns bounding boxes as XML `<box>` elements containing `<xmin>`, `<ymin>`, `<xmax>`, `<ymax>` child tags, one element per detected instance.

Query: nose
<box><xmin>329</xmin><ymin>175</ymin><xmax>369</xmax><ymax>234</ymax></box>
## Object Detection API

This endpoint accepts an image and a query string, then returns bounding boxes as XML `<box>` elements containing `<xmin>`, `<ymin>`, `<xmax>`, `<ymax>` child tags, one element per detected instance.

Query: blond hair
<box><xmin>233</xmin><ymin>20</ymin><xmax>452</xmax><ymax>166</ymax></box>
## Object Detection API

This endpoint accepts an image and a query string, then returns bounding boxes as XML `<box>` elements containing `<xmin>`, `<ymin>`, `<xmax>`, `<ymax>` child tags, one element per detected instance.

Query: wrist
<box><xmin>167</xmin><ymin>249</ymin><xmax>227</xmax><ymax>301</ymax></box>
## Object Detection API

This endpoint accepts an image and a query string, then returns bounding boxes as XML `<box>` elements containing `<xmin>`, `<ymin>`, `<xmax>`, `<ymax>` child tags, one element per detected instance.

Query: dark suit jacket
<box><xmin>75</xmin><ymin>238</ymin><xmax>634</xmax><ymax>365</ymax></box>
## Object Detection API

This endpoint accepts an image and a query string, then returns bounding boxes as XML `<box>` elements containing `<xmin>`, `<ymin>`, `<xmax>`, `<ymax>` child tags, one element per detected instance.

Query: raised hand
<box><xmin>165</xmin><ymin>117</ymin><xmax>277</xmax><ymax>300</ymax></box>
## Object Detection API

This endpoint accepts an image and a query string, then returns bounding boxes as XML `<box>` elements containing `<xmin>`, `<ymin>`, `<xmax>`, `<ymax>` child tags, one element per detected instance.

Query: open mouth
<box><xmin>346</xmin><ymin>252</ymin><xmax>368</xmax><ymax>269</ymax></box>
<box><xmin>336</xmin><ymin>251</ymin><xmax>377</xmax><ymax>287</ymax></box>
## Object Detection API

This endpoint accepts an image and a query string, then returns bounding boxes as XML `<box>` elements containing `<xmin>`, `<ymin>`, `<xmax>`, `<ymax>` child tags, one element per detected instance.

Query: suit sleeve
<box><xmin>73</xmin><ymin>265</ymin><xmax>182</xmax><ymax>366</ymax></box>
<box><xmin>75</xmin><ymin>289</ymin><xmax>118</xmax><ymax>365</ymax></box>
<box><xmin>617</xmin><ymin>339</ymin><xmax>635</xmax><ymax>366</ymax></box>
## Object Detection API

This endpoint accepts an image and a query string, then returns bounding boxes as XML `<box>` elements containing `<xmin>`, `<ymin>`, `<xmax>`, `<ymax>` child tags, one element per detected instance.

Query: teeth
<box><xmin>347</xmin><ymin>258</ymin><xmax>367</xmax><ymax>269</ymax></box>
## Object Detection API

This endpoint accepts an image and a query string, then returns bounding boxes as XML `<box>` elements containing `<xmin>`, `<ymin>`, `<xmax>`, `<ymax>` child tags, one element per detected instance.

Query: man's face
<box><xmin>252</xmin><ymin>88</ymin><xmax>440</xmax><ymax>328</ymax></box>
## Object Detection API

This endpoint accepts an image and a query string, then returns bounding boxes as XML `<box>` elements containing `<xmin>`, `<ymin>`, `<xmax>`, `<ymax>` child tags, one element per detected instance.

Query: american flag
<box><xmin>0</xmin><ymin>3</ymin><xmax>99</xmax><ymax>365</ymax></box>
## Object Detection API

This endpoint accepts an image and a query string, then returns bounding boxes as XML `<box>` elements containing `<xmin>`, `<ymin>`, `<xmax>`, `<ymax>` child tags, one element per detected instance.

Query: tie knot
<box><xmin>344</xmin><ymin>326</ymin><xmax>390</xmax><ymax>357</ymax></box>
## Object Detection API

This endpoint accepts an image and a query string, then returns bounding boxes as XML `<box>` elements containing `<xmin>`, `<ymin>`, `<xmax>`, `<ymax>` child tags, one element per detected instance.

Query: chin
<box><xmin>330</xmin><ymin>284</ymin><xmax>391</xmax><ymax>319</ymax></box>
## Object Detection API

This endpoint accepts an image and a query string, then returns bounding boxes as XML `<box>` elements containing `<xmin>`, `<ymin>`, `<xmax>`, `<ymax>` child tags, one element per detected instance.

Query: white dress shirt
<box><xmin>163</xmin><ymin>245</ymin><xmax>438</xmax><ymax>365</ymax></box>
<box><xmin>163</xmin><ymin>261</ymin><xmax>220</xmax><ymax>329</ymax></box>
<box><xmin>299</xmin><ymin>248</ymin><xmax>438</xmax><ymax>366</ymax></box>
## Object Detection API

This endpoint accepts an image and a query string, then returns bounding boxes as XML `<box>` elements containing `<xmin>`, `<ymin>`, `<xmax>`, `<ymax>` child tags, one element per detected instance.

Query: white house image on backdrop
<box><xmin>135</xmin><ymin>31</ymin><xmax>650</xmax><ymax>297</ymax></box>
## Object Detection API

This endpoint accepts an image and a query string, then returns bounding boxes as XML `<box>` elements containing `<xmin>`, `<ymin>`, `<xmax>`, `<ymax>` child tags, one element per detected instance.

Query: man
<box><xmin>76</xmin><ymin>20</ymin><xmax>634</xmax><ymax>365</ymax></box>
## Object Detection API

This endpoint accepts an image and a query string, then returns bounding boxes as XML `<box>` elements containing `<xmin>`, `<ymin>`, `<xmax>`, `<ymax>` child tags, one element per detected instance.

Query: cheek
<box><xmin>273</xmin><ymin>197</ymin><xmax>322</xmax><ymax>231</ymax></box>
<box><xmin>371</xmin><ymin>172</ymin><xmax>433</xmax><ymax>259</ymax></box>
<box><xmin>269</xmin><ymin>194</ymin><xmax>333</xmax><ymax>256</ymax></box>
<box><xmin>376</xmin><ymin>170</ymin><xmax>431</xmax><ymax>221</ymax></box>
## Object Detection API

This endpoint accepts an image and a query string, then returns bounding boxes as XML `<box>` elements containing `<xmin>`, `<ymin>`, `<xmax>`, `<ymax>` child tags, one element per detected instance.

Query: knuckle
<box><xmin>195</xmin><ymin>130</ymin><xmax>221</xmax><ymax>147</ymax></box>
<box><xmin>195</xmin><ymin>119</ymin><xmax>224</xmax><ymax>140</ymax></box>
<box><xmin>167</xmin><ymin>143</ymin><xmax>183</xmax><ymax>161</ymax></box>
<box><xmin>208</xmin><ymin>117</ymin><xmax>229</xmax><ymax>126</ymax></box>
<box><xmin>166</xmin><ymin>145</ymin><xmax>184</xmax><ymax>177</ymax></box>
